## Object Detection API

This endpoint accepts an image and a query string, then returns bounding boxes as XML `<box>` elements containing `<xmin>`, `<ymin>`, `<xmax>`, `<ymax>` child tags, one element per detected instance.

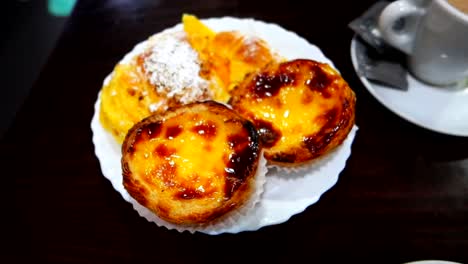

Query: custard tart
<box><xmin>121</xmin><ymin>101</ymin><xmax>263</xmax><ymax>225</ymax></box>
<box><xmin>229</xmin><ymin>59</ymin><xmax>356</xmax><ymax>165</ymax></box>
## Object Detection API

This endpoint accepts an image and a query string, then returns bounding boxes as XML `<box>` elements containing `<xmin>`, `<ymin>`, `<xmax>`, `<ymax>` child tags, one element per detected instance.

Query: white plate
<box><xmin>91</xmin><ymin>17</ymin><xmax>358</xmax><ymax>234</ymax></box>
<box><xmin>350</xmin><ymin>35</ymin><xmax>468</xmax><ymax>137</ymax></box>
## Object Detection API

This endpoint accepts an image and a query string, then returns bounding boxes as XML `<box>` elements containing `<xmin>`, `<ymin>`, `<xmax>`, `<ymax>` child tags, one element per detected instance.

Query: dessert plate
<box><xmin>91</xmin><ymin>17</ymin><xmax>358</xmax><ymax>234</ymax></box>
<box><xmin>350</xmin><ymin>35</ymin><xmax>468</xmax><ymax>137</ymax></box>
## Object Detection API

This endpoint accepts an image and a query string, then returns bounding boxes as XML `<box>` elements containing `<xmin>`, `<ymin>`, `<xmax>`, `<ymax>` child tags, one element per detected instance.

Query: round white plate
<box><xmin>91</xmin><ymin>17</ymin><xmax>358</xmax><ymax>234</ymax></box>
<box><xmin>350</xmin><ymin>35</ymin><xmax>468</xmax><ymax>137</ymax></box>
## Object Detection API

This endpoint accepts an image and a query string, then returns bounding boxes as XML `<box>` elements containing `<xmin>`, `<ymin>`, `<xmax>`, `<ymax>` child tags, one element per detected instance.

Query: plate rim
<box><xmin>402</xmin><ymin>260</ymin><xmax>463</xmax><ymax>264</ymax></box>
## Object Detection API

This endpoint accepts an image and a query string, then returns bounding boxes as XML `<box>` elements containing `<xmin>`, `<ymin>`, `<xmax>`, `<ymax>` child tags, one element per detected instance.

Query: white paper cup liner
<box><xmin>267</xmin><ymin>125</ymin><xmax>359</xmax><ymax>174</ymax></box>
<box><xmin>126</xmin><ymin>153</ymin><xmax>267</xmax><ymax>234</ymax></box>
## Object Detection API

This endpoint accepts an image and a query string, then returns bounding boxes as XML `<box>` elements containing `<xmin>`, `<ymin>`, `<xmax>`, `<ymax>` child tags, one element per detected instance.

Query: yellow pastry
<box><xmin>183</xmin><ymin>14</ymin><xmax>279</xmax><ymax>102</ymax></box>
<box><xmin>229</xmin><ymin>59</ymin><xmax>356</xmax><ymax>165</ymax></box>
<box><xmin>121</xmin><ymin>101</ymin><xmax>262</xmax><ymax>225</ymax></box>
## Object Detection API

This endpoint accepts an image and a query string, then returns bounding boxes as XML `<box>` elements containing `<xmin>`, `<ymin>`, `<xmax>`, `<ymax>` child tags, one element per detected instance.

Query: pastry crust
<box><xmin>122</xmin><ymin>101</ymin><xmax>261</xmax><ymax>225</ymax></box>
<box><xmin>229</xmin><ymin>59</ymin><xmax>356</xmax><ymax>165</ymax></box>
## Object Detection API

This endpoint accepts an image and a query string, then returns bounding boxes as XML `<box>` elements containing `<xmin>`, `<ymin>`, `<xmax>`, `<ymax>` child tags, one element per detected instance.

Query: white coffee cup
<box><xmin>378</xmin><ymin>0</ymin><xmax>468</xmax><ymax>86</ymax></box>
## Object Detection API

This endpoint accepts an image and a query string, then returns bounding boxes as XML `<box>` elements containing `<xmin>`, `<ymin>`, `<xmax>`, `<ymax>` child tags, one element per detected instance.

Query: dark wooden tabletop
<box><xmin>4</xmin><ymin>0</ymin><xmax>468</xmax><ymax>263</ymax></box>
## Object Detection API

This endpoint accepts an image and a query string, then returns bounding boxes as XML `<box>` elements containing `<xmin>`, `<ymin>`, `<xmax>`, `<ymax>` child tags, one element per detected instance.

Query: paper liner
<box><xmin>126</xmin><ymin>151</ymin><xmax>267</xmax><ymax>235</ymax></box>
<box><xmin>91</xmin><ymin>16</ymin><xmax>359</xmax><ymax>234</ymax></box>
<box><xmin>266</xmin><ymin>125</ymin><xmax>358</xmax><ymax>179</ymax></box>
<box><xmin>185</xmin><ymin>153</ymin><xmax>267</xmax><ymax>234</ymax></box>
<box><xmin>267</xmin><ymin>125</ymin><xmax>359</xmax><ymax>173</ymax></box>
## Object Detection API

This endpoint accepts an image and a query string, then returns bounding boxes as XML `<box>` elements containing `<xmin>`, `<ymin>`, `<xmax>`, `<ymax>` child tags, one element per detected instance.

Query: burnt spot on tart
<box><xmin>303</xmin><ymin>108</ymin><xmax>340</xmax><ymax>155</ymax></box>
<box><xmin>253</xmin><ymin>119</ymin><xmax>281</xmax><ymax>148</ymax></box>
<box><xmin>302</xmin><ymin>97</ymin><xmax>354</xmax><ymax>158</ymax></box>
<box><xmin>176</xmin><ymin>187</ymin><xmax>206</xmax><ymax>200</ymax></box>
<box><xmin>305</xmin><ymin>63</ymin><xmax>333</xmax><ymax>96</ymax></box>
<box><xmin>191</xmin><ymin>120</ymin><xmax>217</xmax><ymax>139</ymax></box>
<box><xmin>229</xmin><ymin>59</ymin><xmax>356</xmax><ymax>165</ymax></box>
<box><xmin>121</xmin><ymin>101</ymin><xmax>261</xmax><ymax>225</ymax></box>
<box><xmin>251</xmin><ymin>72</ymin><xmax>295</xmax><ymax>99</ymax></box>
<box><xmin>141</xmin><ymin>120</ymin><xmax>163</xmax><ymax>140</ymax></box>
<box><xmin>165</xmin><ymin>124</ymin><xmax>183</xmax><ymax>139</ymax></box>
<box><xmin>224</xmin><ymin>120</ymin><xmax>259</xmax><ymax>198</ymax></box>
<box><xmin>154</xmin><ymin>144</ymin><xmax>176</xmax><ymax>158</ymax></box>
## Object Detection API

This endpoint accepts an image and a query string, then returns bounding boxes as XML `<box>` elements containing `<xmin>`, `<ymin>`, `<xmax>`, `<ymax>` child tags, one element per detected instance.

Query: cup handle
<box><xmin>378</xmin><ymin>0</ymin><xmax>425</xmax><ymax>54</ymax></box>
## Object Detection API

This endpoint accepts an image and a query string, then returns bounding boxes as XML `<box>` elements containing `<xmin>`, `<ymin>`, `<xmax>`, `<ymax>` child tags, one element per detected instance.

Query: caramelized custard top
<box><xmin>230</xmin><ymin>59</ymin><xmax>356</xmax><ymax>164</ymax></box>
<box><xmin>122</xmin><ymin>101</ymin><xmax>260</xmax><ymax>224</ymax></box>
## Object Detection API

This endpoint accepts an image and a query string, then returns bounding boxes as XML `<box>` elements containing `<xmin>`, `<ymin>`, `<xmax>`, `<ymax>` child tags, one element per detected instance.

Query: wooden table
<box><xmin>4</xmin><ymin>0</ymin><xmax>468</xmax><ymax>263</ymax></box>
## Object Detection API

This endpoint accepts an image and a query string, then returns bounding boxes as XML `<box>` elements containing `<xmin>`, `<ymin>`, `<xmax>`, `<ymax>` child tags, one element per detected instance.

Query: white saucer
<box><xmin>350</xmin><ymin>35</ymin><xmax>468</xmax><ymax>137</ymax></box>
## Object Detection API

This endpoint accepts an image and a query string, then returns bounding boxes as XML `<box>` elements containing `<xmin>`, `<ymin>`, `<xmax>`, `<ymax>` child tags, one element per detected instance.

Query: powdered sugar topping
<box><xmin>143</xmin><ymin>31</ymin><xmax>211</xmax><ymax>104</ymax></box>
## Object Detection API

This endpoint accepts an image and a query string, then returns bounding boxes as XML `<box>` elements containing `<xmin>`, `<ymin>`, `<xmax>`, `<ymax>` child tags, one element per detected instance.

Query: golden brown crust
<box><xmin>122</xmin><ymin>101</ymin><xmax>261</xmax><ymax>225</ymax></box>
<box><xmin>229</xmin><ymin>59</ymin><xmax>356</xmax><ymax>165</ymax></box>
